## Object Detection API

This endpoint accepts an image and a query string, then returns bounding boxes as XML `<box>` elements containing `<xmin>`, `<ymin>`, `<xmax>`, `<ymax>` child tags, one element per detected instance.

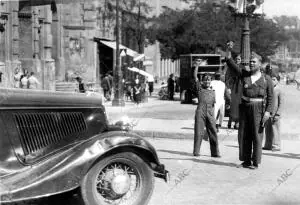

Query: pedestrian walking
<box><xmin>133</xmin><ymin>83</ymin><xmax>142</xmax><ymax>106</ymax></box>
<box><xmin>193</xmin><ymin>59</ymin><xmax>220</xmax><ymax>158</ymax></box>
<box><xmin>101</xmin><ymin>73</ymin><xmax>112</xmax><ymax>101</ymax></box>
<box><xmin>147</xmin><ymin>75</ymin><xmax>154</xmax><ymax>96</ymax></box>
<box><xmin>28</xmin><ymin>72</ymin><xmax>40</xmax><ymax>90</ymax></box>
<box><xmin>211</xmin><ymin>72</ymin><xmax>226</xmax><ymax>132</ymax></box>
<box><xmin>226</xmin><ymin>41</ymin><xmax>273</xmax><ymax>169</ymax></box>
<box><xmin>263</xmin><ymin>73</ymin><xmax>283</xmax><ymax>151</ymax></box>
<box><xmin>167</xmin><ymin>74</ymin><xmax>175</xmax><ymax>100</ymax></box>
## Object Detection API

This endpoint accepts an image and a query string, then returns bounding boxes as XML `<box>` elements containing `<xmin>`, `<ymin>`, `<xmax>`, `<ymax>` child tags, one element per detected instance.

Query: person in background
<box><xmin>14</xmin><ymin>68</ymin><xmax>22</xmax><ymax>88</ymax></box>
<box><xmin>20</xmin><ymin>69</ymin><xmax>29</xmax><ymax>89</ymax></box>
<box><xmin>147</xmin><ymin>75</ymin><xmax>154</xmax><ymax>96</ymax></box>
<box><xmin>226</xmin><ymin>54</ymin><xmax>243</xmax><ymax>129</ymax></box>
<box><xmin>135</xmin><ymin>75</ymin><xmax>140</xmax><ymax>85</ymax></box>
<box><xmin>175</xmin><ymin>76</ymin><xmax>180</xmax><ymax>93</ymax></box>
<box><xmin>0</xmin><ymin>71</ymin><xmax>3</xmax><ymax>83</ymax></box>
<box><xmin>133</xmin><ymin>82</ymin><xmax>142</xmax><ymax>106</ymax></box>
<box><xmin>75</xmin><ymin>77</ymin><xmax>86</xmax><ymax>93</ymax></box>
<box><xmin>167</xmin><ymin>73</ymin><xmax>175</xmax><ymax>100</ymax></box>
<box><xmin>28</xmin><ymin>72</ymin><xmax>40</xmax><ymax>89</ymax></box>
<box><xmin>263</xmin><ymin>73</ymin><xmax>283</xmax><ymax>151</ymax></box>
<box><xmin>211</xmin><ymin>72</ymin><xmax>226</xmax><ymax>133</ymax></box>
<box><xmin>193</xmin><ymin>60</ymin><xmax>220</xmax><ymax>158</ymax></box>
<box><xmin>226</xmin><ymin>41</ymin><xmax>273</xmax><ymax>169</ymax></box>
<box><xmin>101</xmin><ymin>73</ymin><xmax>112</xmax><ymax>101</ymax></box>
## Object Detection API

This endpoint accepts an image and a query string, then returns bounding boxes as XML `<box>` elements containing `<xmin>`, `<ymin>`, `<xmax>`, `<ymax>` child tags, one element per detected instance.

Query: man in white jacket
<box><xmin>211</xmin><ymin>72</ymin><xmax>226</xmax><ymax>132</ymax></box>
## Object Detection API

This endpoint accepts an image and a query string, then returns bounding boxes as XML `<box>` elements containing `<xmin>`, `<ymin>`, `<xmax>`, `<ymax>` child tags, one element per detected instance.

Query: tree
<box><xmin>147</xmin><ymin>1</ymin><xmax>289</xmax><ymax>61</ymax></box>
<box><xmin>120</xmin><ymin>0</ymin><xmax>152</xmax><ymax>53</ymax></box>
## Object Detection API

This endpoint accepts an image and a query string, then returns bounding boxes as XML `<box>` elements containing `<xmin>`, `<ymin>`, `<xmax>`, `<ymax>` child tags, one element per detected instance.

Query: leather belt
<box><xmin>248</xmin><ymin>98</ymin><xmax>264</xmax><ymax>102</ymax></box>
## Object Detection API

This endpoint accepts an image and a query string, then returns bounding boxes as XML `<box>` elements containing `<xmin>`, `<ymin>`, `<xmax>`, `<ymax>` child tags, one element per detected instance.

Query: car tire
<box><xmin>80</xmin><ymin>152</ymin><xmax>154</xmax><ymax>205</ymax></box>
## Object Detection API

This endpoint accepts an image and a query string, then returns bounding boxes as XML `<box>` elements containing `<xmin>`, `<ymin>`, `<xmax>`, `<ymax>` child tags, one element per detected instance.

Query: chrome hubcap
<box><xmin>96</xmin><ymin>162</ymin><xmax>139</xmax><ymax>203</ymax></box>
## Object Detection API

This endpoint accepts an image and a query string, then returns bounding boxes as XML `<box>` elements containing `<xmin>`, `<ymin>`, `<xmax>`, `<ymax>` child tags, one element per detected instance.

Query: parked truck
<box><xmin>179</xmin><ymin>54</ymin><xmax>223</xmax><ymax>104</ymax></box>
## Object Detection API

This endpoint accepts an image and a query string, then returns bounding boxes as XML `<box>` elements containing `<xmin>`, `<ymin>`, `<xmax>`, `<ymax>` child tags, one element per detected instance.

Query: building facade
<box><xmin>0</xmin><ymin>0</ymin><xmax>118</xmax><ymax>90</ymax></box>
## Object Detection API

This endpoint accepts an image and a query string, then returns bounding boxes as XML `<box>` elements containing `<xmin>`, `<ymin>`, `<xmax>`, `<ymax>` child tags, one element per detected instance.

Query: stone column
<box><xmin>83</xmin><ymin>1</ymin><xmax>97</xmax><ymax>86</ymax></box>
<box><xmin>42</xmin><ymin>5</ymin><xmax>55</xmax><ymax>91</ymax></box>
<box><xmin>32</xmin><ymin>7</ymin><xmax>42</xmax><ymax>77</ymax></box>
<box><xmin>11</xmin><ymin>1</ymin><xmax>21</xmax><ymax>87</ymax></box>
<box><xmin>56</xmin><ymin>4</ymin><xmax>65</xmax><ymax>82</ymax></box>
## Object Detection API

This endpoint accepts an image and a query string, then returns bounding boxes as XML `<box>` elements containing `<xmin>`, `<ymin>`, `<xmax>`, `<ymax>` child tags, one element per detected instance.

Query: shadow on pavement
<box><xmin>158</xmin><ymin>149</ymin><xmax>238</xmax><ymax>168</ymax></box>
<box><xmin>263</xmin><ymin>152</ymin><xmax>300</xmax><ymax>160</ymax></box>
<box><xmin>160</xmin><ymin>157</ymin><xmax>238</xmax><ymax>168</ymax></box>
<box><xmin>158</xmin><ymin>149</ymin><xmax>194</xmax><ymax>157</ymax></box>
<box><xmin>226</xmin><ymin>145</ymin><xmax>300</xmax><ymax>160</ymax></box>
<box><xmin>225</xmin><ymin>145</ymin><xmax>239</xmax><ymax>148</ymax></box>
<box><xmin>181</xmin><ymin>127</ymin><xmax>193</xmax><ymax>130</ymax></box>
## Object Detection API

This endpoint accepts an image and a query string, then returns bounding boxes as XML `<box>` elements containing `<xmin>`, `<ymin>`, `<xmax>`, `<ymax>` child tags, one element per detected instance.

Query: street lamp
<box><xmin>227</xmin><ymin>0</ymin><xmax>264</xmax><ymax>66</ymax></box>
<box><xmin>112</xmin><ymin>0</ymin><xmax>125</xmax><ymax>106</ymax></box>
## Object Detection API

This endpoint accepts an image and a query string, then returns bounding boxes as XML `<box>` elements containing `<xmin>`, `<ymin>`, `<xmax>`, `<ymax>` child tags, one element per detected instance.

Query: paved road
<box><xmin>148</xmin><ymin>138</ymin><xmax>300</xmax><ymax>205</ymax></box>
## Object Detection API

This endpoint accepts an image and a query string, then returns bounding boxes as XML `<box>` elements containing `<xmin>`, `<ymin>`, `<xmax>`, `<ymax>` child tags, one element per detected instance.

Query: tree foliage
<box><xmin>147</xmin><ymin>1</ymin><xmax>289</xmax><ymax>61</ymax></box>
<box><xmin>120</xmin><ymin>0</ymin><xmax>152</xmax><ymax>53</ymax></box>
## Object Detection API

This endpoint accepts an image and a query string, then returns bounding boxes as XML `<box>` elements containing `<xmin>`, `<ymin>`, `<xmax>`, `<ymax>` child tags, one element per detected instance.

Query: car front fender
<box><xmin>0</xmin><ymin>131</ymin><xmax>166</xmax><ymax>203</ymax></box>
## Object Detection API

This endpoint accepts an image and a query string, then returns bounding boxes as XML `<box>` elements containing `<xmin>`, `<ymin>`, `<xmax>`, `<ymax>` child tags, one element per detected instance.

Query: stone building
<box><xmin>0</xmin><ymin>0</ymin><xmax>130</xmax><ymax>91</ymax></box>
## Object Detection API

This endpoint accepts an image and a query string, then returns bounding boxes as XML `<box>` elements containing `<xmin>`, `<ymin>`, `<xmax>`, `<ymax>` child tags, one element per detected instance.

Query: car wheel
<box><xmin>80</xmin><ymin>152</ymin><xmax>154</xmax><ymax>205</ymax></box>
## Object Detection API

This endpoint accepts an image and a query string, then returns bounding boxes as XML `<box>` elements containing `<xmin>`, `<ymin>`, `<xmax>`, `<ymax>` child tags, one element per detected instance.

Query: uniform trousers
<box><xmin>238</xmin><ymin>101</ymin><xmax>264</xmax><ymax>164</ymax></box>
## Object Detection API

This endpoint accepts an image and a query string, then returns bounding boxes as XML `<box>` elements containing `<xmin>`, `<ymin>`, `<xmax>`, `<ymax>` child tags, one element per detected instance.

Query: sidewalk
<box><xmin>104</xmin><ymin>94</ymin><xmax>241</xmax><ymax>141</ymax></box>
<box><xmin>104</xmin><ymin>87</ymin><xmax>300</xmax><ymax>141</ymax></box>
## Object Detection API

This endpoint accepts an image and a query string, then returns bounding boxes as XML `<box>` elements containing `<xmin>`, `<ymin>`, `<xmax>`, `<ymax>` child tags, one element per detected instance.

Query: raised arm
<box><xmin>225</xmin><ymin>41</ymin><xmax>243</xmax><ymax>76</ymax></box>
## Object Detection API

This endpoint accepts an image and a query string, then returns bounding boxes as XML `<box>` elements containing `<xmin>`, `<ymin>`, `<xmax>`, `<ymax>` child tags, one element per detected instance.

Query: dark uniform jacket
<box><xmin>226</xmin><ymin>58</ymin><xmax>273</xmax><ymax>113</ymax></box>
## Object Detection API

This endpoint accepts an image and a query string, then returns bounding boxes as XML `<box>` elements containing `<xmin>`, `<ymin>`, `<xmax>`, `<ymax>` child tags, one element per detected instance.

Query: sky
<box><xmin>263</xmin><ymin>0</ymin><xmax>300</xmax><ymax>19</ymax></box>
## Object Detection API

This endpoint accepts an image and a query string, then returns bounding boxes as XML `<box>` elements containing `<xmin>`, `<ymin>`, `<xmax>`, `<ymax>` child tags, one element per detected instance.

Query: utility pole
<box><xmin>112</xmin><ymin>0</ymin><xmax>125</xmax><ymax>106</ymax></box>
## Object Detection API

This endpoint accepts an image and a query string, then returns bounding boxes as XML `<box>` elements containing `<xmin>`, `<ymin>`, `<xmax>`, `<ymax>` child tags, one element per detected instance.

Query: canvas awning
<box><xmin>127</xmin><ymin>67</ymin><xmax>153</xmax><ymax>78</ymax></box>
<box><xmin>99</xmin><ymin>40</ymin><xmax>139</xmax><ymax>58</ymax></box>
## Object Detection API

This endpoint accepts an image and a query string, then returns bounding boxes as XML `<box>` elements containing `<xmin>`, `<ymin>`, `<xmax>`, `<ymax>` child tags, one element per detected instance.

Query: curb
<box><xmin>133</xmin><ymin>130</ymin><xmax>300</xmax><ymax>141</ymax></box>
<box><xmin>133</xmin><ymin>130</ymin><xmax>238</xmax><ymax>141</ymax></box>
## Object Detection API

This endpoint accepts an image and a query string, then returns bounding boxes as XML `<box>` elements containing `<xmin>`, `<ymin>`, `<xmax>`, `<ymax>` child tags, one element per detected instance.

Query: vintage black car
<box><xmin>0</xmin><ymin>88</ymin><xmax>168</xmax><ymax>205</ymax></box>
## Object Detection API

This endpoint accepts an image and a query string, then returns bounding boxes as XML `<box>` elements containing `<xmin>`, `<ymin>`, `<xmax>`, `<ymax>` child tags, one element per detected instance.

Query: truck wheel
<box><xmin>80</xmin><ymin>152</ymin><xmax>154</xmax><ymax>205</ymax></box>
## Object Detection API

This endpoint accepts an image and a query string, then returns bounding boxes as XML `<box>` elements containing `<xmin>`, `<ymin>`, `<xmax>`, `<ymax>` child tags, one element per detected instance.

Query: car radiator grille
<box><xmin>14</xmin><ymin>112</ymin><xmax>87</xmax><ymax>155</ymax></box>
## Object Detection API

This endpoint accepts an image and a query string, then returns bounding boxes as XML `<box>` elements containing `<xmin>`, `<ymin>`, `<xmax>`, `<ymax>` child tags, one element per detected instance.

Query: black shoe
<box><xmin>211</xmin><ymin>154</ymin><xmax>221</xmax><ymax>158</ymax></box>
<box><xmin>241</xmin><ymin>161</ymin><xmax>252</xmax><ymax>168</ymax></box>
<box><xmin>250</xmin><ymin>162</ymin><xmax>259</xmax><ymax>169</ymax></box>
<box><xmin>193</xmin><ymin>153</ymin><xmax>200</xmax><ymax>157</ymax></box>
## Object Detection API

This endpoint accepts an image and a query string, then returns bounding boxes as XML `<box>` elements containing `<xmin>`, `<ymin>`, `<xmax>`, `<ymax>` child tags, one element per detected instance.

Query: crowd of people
<box><xmin>14</xmin><ymin>68</ymin><xmax>40</xmax><ymax>89</ymax></box>
<box><xmin>193</xmin><ymin>41</ymin><xmax>284</xmax><ymax>170</ymax></box>
<box><xmin>100</xmin><ymin>71</ymin><xmax>155</xmax><ymax>106</ymax></box>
